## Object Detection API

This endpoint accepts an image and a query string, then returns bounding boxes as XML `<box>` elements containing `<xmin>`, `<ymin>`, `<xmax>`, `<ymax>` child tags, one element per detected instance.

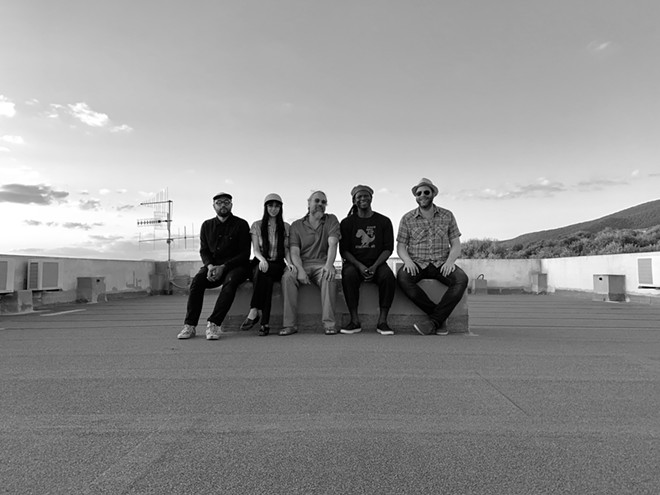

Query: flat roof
<box><xmin>2</xmin><ymin>294</ymin><xmax>659</xmax><ymax>493</ymax></box>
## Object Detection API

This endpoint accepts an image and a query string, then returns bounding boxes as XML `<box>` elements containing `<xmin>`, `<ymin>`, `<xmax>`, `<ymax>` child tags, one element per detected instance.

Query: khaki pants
<box><xmin>281</xmin><ymin>264</ymin><xmax>336</xmax><ymax>330</ymax></box>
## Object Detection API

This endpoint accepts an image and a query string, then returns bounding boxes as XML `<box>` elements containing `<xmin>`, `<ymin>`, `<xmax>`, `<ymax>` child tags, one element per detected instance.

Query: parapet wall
<box><xmin>2</xmin><ymin>251</ymin><xmax>659</xmax><ymax>310</ymax></box>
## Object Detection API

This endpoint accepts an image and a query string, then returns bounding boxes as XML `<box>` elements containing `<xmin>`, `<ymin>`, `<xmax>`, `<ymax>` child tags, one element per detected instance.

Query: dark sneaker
<box><xmin>435</xmin><ymin>326</ymin><xmax>449</xmax><ymax>336</ymax></box>
<box><xmin>413</xmin><ymin>320</ymin><xmax>436</xmax><ymax>335</ymax></box>
<box><xmin>340</xmin><ymin>322</ymin><xmax>362</xmax><ymax>334</ymax></box>
<box><xmin>258</xmin><ymin>325</ymin><xmax>270</xmax><ymax>336</ymax></box>
<box><xmin>376</xmin><ymin>323</ymin><xmax>394</xmax><ymax>336</ymax></box>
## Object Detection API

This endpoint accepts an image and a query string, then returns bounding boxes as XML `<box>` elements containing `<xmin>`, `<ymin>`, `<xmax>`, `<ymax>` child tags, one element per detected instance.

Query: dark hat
<box><xmin>213</xmin><ymin>192</ymin><xmax>232</xmax><ymax>201</ymax></box>
<box><xmin>350</xmin><ymin>184</ymin><xmax>374</xmax><ymax>198</ymax></box>
<box><xmin>411</xmin><ymin>178</ymin><xmax>438</xmax><ymax>197</ymax></box>
<box><xmin>264</xmin><ymin>193</ymin><xmax>283</xmax><ymax>205</ymax></box>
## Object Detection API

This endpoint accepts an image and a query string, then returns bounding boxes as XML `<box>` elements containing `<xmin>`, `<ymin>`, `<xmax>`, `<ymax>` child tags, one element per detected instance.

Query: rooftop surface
<box><xmin>1</xmin><ymin>294</ymin><xmax>659</xmax><ymax>494</ymax></box>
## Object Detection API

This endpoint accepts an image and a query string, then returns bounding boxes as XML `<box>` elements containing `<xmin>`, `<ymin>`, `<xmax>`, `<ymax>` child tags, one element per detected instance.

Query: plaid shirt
<box><xmin>396</xmin><ymin>205</ymin><xmax>461</xmax><ymax>268</ymax></box>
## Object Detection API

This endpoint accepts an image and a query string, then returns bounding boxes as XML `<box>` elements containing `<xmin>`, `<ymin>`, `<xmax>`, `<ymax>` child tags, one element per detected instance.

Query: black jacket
<box><xmin>199</xmin><ymin>214</ymin><xmax>251</xmax><ymax>270</ymax></box>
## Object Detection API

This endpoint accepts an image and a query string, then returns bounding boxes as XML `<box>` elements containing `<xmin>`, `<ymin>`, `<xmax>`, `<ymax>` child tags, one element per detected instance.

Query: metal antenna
<box><xmin>137</xmin><ymin>189</ymin><xmax>195</xmax><ymax>294</ymax></box>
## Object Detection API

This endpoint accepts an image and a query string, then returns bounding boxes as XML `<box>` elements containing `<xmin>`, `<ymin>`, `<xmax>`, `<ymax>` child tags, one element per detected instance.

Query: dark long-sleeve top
<box><xmin>199</xmin><ymin>214</ymin><xmax>251</xmax><ymax>270</ymax></box>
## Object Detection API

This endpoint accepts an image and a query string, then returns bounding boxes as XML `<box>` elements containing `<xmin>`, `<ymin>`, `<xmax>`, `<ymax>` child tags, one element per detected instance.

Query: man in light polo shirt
<box><xmin>280</xmin><ymin>190</ymin><xmax>340</xmax><ymax>335</ymax></box>
<box><xmin>396</xmin><ymin>178</ymin><xmax>469</xmax><ymax>335</ymax></box>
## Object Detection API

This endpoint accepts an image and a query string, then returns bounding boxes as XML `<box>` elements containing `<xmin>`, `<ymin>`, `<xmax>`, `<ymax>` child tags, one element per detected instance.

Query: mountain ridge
<box><xmin>499</xmin><ymin>198</ymin><xmax>660</xmax><ymax>247</ymax></box>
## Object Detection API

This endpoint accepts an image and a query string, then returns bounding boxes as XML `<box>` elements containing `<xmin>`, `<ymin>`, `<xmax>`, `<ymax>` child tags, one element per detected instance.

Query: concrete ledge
<box><xmin>217</xmin><ymin>279</ymin><xmax>469</xmax><ymax>334</ymax></box>
<box><xmin>0</xmin><ymin>290</ymin><xmax>34</xmax><ymax>314</ymax></box>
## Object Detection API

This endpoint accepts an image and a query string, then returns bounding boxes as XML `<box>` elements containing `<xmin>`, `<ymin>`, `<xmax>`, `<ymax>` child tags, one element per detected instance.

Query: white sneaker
<box><xmin>206</xmin><ymin>321</ymin><xmax>221</xmax><ymax>340</ymax></box>
<box><xmin>177</xmin><ymin>324</ymin><xmax>196</xmax><ymax>339</ymax></box>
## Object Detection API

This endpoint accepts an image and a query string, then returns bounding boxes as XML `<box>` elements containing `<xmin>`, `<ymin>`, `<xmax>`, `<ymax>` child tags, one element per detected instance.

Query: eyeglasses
<box><xmin>415</xmin><ymin>189</ymin><xmax>432</xmax><ymax>197</ymax></box>
<box><xmin>214</xmin><ymin>199</ymin><xmax>232</xmax><ymax>206</ymax></box>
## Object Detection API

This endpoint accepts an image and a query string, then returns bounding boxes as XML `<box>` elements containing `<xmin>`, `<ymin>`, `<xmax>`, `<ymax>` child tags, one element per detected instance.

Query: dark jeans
<box><xmin>342</xmin><ymin>263</ymin><xmax>396</xmax><ymax>311</ymax></box>
<box><xmin>396</xmin><ymin>263</ymin><xmax>468</xmax><ymax>326</ymax></box>
<box><xmin>184</xmin><ymin>265</ymin><xmax>250</xmax><ymax>326</ymax></box>
<box><xmin>249</xmin><ymin>259</ymin><xmax>286</xmax><ymax>325</ymax></box>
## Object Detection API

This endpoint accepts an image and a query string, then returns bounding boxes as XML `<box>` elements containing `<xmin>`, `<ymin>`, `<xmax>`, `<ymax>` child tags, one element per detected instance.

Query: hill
<box><xmin>462</xmin><ymin>199</ymin><xmax>660</xmax><ymax>259</ymax></box>
<box><xmin>500</xmin><ymin>198</ymin><xmax>660</xmax><ymax>247</ymax></box>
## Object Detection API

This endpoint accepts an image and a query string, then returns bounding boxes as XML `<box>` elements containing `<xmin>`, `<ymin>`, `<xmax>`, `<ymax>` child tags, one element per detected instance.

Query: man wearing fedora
<box><xmin>177</xmin><ymin>192</ymin><xmax>251</xmax><ymax>340</ymax></box>
<box><xmin>339</xmin><ymin>185</ymin><xmax>396</xmax><ymax>335</ymax></box>
<box><xmin>396</xmin><ymin>178</ymin><xmax>469</xmax><ymax>335</ymax></box>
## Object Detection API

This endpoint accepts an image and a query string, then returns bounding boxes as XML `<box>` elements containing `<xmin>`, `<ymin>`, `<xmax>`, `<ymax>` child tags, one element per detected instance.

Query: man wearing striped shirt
<box><xmin>396</xmin><ymin>178</ymin><xmax>469</xmax><ymax>335</ymax></box>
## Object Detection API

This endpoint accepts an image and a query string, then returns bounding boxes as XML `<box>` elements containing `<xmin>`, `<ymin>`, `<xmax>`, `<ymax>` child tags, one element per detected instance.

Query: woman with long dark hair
<box><xmin>240</xmin><ymin>193</ymin><xmax>291</xmax><ymax>336</ymax></box>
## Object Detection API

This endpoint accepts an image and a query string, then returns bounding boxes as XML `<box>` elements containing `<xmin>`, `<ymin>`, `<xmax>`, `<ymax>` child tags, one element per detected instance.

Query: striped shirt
<box><xmin>396</xmin><ymin>205</ymin><xmax>461</xmax><ymax>268</ymax></box>
<box><xmin>250</xmin><ymin>220</ymin><xmax>290</xmax><ymax>261</ymax></box>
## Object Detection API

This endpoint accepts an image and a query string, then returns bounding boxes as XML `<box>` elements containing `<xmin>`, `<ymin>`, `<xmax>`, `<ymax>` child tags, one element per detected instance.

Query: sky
<box><xmin>2</xmin><ymin>0</ymin><xmax>659</xmax><ymax>261</ymax></box>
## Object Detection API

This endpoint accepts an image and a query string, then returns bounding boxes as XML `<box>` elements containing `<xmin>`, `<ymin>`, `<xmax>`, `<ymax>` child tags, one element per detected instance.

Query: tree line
<box><xmin>462</xmin><ymin>226</ymin><xmax>660</xmax><ymax>259</ymax></box>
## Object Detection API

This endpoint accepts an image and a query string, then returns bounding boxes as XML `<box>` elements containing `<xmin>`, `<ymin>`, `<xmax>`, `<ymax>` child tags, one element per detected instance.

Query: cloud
<box><xmin>0</xmin><ymin>95</ymin><xmax>16</xmax><ymax>117</ymax></box>
<box><xmin>117</xmin><ymin>204</ymin><xmax>136</xmax><ymax>211</ymax></box>
<box><xmin>68</xmin><ymin>102</ymin><xmax>110</xmax><ymax>127</ymax></box>
<box><xmin>46</xmin><ymin>103</ymin><xmax>64</xmax><ymax>119</ymax></box>
<box><xmin>575</xmin><ymin>178</ymin><xmax>628</xmax><ymax>191</ymax></box>
<box><xmin>110</xmin><ymin>124</ymin><xmax>133</xmax><ymax>133</ymax></box>
<box><xmin>79</xmin><ymin>198</ymin><xmax>102</xmax><ymax>210</ymax></box>
<box><xmin>42</xmin><ymin>101</ymin><xmax>132</xmax><ymax>132</ymax></box>
<box><xmin>62</xmin><ymin>222</ymin><xmax>104</xmax><ymax>230</ymax></box>
<box><xmin>0</xmin><ymin>183</ymin><xmax>69</xmax><ymax>205</ymax></box>
<box><xmin>587</xmin><ymin>41</ymin><xmax>612</xmax><ymax>53</ymax></box>
<box><xmin>1</xmin><ymin>135</ymin><xmax>24</xmax><ymax>145</ymax></box>
<box><xmin>459</xmin><ymin>177</ymin><xmax>567</xmax><ymax>200</ymax></box>
<box><xmin>0</xmin><ymin>146</ymin><xmax>10</xmax><ymax>152</ymax></box>
<box><xmin>88</xmin><ymin>234</ymin><xmax>124</xmax><ymax>242</ymax></box>
<box><xmin>24</xmin><ymin>220</ymin><xmax>42</xmax><ymax>226</ymax></box>
<box><xmin>99</xmin><ymin>188</ymin><xmax>111</xmax><ymax>195</ymax></box>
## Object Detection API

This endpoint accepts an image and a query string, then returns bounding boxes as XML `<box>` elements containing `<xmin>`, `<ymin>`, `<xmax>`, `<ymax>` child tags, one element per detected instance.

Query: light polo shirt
<box><xmin>289</xmin><ymin>213</ymin><xmax>340</xmax><ymax>265</ymax></box>
<box><xmin>396</xmin><ymin>205</ymin><xmax>461</xmax><ymax>268</ymax></box>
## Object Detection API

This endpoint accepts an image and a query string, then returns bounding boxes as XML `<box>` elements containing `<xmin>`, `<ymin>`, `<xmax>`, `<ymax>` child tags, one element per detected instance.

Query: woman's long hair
<box><xmin>260</xmin><ymin>203</ymin><xmax>285</xmax><ymax>261</ymax></box>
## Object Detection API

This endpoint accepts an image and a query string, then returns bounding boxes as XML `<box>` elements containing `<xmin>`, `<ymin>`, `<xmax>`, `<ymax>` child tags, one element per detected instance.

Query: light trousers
<box><xmin>281</xmin><ymin>264</ymin><xmax>336</xmax><ymax>330</ymax></box>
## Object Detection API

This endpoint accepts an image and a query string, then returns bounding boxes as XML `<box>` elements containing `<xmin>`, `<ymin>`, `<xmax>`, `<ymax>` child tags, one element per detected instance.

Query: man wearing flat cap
<box><xmin>339</xmin><ymin>185</ymin><xmax>396</xmax><ymax>335</ymax></box>
<box><xmin>177</xmin><ymin>192</ymin><xmax>251</xmax><ymax>340</ymax></box>
<box><xmin>396</xmin><ymin>178</ymin><xmax>468</xmax><ymax>335</ymax></box>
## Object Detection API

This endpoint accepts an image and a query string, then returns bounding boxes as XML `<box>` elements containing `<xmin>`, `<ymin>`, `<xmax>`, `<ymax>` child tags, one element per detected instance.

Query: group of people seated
<box><xmin>176</xmin><ymin>177</ymin><xmax>469</xmax><ymax>340</ymax></box>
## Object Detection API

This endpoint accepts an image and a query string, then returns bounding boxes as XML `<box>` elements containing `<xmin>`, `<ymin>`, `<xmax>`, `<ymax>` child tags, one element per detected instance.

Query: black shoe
<box><xmin>413</xmin><ymin>320</ymin><xmax>436</xmax><ymax>335</ymax></box>
<box><xmin>258</xmin><ymin>324</ymin><xmax>269</xmax><ymax>336</ymax></box>
<box><xmin>240</xmin><ymin>314</ymin><xmax>260</xmax><ymax>330</ymax></box>
<box><xmin>340</xmin><ymin>322</ymin><xmax>362</xmax><ymax>334</ymax></box>
<box><xmin>376</xmin><ymin>323</ymin><xmax>394</xmax><ymax>335</ymax></box>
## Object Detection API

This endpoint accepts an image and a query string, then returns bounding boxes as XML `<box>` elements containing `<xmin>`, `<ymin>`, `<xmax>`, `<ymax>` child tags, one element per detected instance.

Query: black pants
<box><xmin>184</xmin><ymin>265</ymin><xmax>250</xmax><ymax>326</ymax></box>
<box><xmin>396</xmin><ymin>263</ymin><xmax>468</xmax><ymax>326</ymax></box>
<box><xmin>249</xmin><ymin>259</ymin><xmax>286</xmax><ymax>325</ymax></box>
<box><xmin>341</xmin><ymin>263</ymin><xmax>396</xmax><ymax>312</ymax></box>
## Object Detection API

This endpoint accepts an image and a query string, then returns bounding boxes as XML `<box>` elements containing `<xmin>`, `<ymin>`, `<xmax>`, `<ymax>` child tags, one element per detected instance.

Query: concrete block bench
<box><xmin>217</xmin><ymin>279</ymin><xmax>469</xmax><ymax>334</ymax></box>
<box><xmin>0</xmin><ymin>290</ymin><xmax>34</xmax><ymax>314</ymax></box>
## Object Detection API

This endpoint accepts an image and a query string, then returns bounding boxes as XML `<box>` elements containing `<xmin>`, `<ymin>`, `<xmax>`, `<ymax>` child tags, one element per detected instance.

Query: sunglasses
<box><xmin>415</xmin><ymin>189</ymin><xmax>432</xmax><ymax>197</ymax></box>
<box><xmin>312</xmin><ymin>198</ymin><xmax>328</xmax><ymax>204</ymax></box>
